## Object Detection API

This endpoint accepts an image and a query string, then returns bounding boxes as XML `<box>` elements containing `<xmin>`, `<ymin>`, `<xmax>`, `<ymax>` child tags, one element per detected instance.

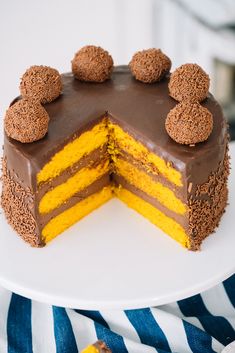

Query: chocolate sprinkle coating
<box><xmin>169</xmin><ymin>63</ymin><xmax>210</xmax><ymax>102</ymax></box>
<box><xmin>129</xmin><ymin>48</ymin><xmax>171</xmax><ymax>83</ymax></box>
<box><xmin>4</xmin><ymin>99</ymin><xmax>49</xmax><ymax>143</ymax></box>
<box><xmin>1</xmin><ymin>158</ymin><xmax>40</xmax><ymax>247</ymax></box>
<box><xmin>71</xmin><ymin>45</ymin><xmax>113</xmax><ymax>82</ymax></box>
<box><xmin>165</xmin><ymin>101</ymin><xmax>213</xmax><ymax>145</ymax></box>
<box><xmin>20</xmin><ymin>65</ymin><xmax>62</xmax><ymax>103</ymax></box>
<box><xmin>188</xmin><ymin>146</ymin><xmax>229</xmax><ymax>250</ymax></box>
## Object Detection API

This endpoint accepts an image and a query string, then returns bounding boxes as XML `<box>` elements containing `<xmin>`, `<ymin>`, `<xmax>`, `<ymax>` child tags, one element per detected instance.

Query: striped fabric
<box><xmin>0</xmin><ymin>274</ymin><xmax>234</xmax><ymax>353</ymax></box>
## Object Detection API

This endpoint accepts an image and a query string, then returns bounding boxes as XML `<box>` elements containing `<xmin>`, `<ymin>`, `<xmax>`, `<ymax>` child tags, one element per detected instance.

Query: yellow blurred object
<box><xmin>81</xmin><ymin>346</ymin><xmax>99</xmax><ymax>353</ymax></box>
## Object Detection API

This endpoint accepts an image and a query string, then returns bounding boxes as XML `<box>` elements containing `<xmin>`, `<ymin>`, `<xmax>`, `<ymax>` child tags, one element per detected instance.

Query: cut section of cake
<box><xmin>1</xmin><ymin>55</ymin><xmax>229</xmax><ymax>250</ymax></box>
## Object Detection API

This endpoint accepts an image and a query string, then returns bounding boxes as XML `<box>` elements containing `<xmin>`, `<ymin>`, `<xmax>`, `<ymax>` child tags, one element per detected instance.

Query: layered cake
<box><xmin>1</xmin><ymin>46</ymin><xmax>229</xmax><ymax>250</ymax></box>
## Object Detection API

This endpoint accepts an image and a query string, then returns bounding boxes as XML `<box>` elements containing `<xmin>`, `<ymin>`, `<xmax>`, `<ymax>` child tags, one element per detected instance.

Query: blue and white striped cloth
<box><xmin>0</xmin><ymin>274</ymin><xmax>234</xmax><ymax>353</ymax></box>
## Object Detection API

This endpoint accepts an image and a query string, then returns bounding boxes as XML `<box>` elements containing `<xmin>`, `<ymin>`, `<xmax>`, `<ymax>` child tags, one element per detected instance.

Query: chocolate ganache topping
<box><xmin>4</xmin><ymin>66</ymin><xmax>227</xmax><ymax>193</ymax></box>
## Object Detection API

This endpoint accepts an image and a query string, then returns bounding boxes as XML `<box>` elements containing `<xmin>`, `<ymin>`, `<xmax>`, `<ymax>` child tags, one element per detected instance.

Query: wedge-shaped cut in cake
<box><xmin>1</xmin><ymin>67</ymin><xmax>229</xmax><ymax>250</ymax></box>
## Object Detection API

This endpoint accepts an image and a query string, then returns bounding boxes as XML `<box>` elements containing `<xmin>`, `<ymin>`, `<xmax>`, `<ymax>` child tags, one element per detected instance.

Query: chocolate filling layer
<box><xmin>38</xmin><ymin>145</ymin><xmax>108</xmax><ymax>192</ymax></box>
<box><xmin>116</xmin><ymin>149</ymin><xmax>186</xmax><ymax>201</ymax></box>
<box><xmin>39</xmin><ymin>173</ymin><xmax>110</xmax><ymax>228</ymax></box>
<box><xmin>113</xmin><ymin>174</ymin><xmax>187</xmax><ymax>229</ymax></box>
<box><xmin>36</xmin><ymin>148</ymin><xmax>109</xmax><ymax>200</ymax></box>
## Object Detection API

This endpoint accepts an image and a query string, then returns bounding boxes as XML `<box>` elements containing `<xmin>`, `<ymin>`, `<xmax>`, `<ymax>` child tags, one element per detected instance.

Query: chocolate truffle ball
<box><xmin>71</xmin><ymin>45</ymin><xmax>113</xmax><ymax>82</ymax></box>
<box><xmin>169</xmin><ymin>63</ymin><xmax>210</xmax><ymax>102</ymax></box>
<box><xmin>20</xmin><ymin>65</ymin><xmax>62</xmax><ymax>104</ymax></box>
<box><xmin>165</xmin><ymin>101</ymin><xmax>213</xmax><ymax>145</ymax></box>
<box><xmin>129</xmin><ymin>48</ymin><xmax>171</xmax><ymax>83</ymax></box>
<box><xmin>4</xmin><ymin>98</ymin><xmax>49</xmax><ymax>143</ymax></box>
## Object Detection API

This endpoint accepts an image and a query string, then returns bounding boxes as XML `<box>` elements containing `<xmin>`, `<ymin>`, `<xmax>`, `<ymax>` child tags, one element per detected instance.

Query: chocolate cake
<box><xmin>1</xmin><ymin>46</ymin><xmax>229</xmax><ymax>250</ymax></box>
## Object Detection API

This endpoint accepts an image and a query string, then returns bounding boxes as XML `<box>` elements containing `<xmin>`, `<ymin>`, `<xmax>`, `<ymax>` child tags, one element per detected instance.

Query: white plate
<box><xmin>0</xmin><ymin>142</ymin><xmax>234</xmax><ymax>310</ymax></box>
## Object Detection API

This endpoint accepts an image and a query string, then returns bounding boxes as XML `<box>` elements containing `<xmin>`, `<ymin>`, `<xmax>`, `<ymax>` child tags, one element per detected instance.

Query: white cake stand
<box><xmin>0</xmin><ymin>135</ymin><xmax>234</xmax><ymax>310</ymax></box>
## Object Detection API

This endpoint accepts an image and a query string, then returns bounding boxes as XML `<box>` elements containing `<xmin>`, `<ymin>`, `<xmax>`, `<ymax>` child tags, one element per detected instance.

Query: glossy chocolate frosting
<box><xmin>4</xmin><ymin>65</ymin><xmax>227</xmax><ymax>193</ymax></box>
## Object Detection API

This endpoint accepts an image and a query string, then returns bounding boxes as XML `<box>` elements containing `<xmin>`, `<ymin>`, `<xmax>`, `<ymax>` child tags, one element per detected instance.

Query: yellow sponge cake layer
<box><xmin>37</xmin><ymin>120</ymin><xmax>108</xmax><ymax>185</ymax></box>
<box><xmin>42</xmin><ymin>186</ymin><xmax>113</xmax><ymax>243</ymax></box>
<box><xmin>109</xmin><ymin>122</ymin><xmax>183</xmax><ymax>187</ymax></box>
<box><xmin>39</xmin><ymin>160</ymin><xmax>110</xmax><ymax>214</ymax></box>
<box><xmin>115</xmin><ymin>158</ymin><xmax>186</xmax><ymax>215</ymax></box>
<box><xmin>115</xmin><ymin>187</ymin><xmax>189</xmax><ymax>248</ymax></box>
<box><xmin>37</xmin><ymin>119</ymin><xmax>186</xmax><ymax>243</ymax></box>
<box><xmin>37</xmin><ymin>119</ymin><xmax>183</xmax><ymax>188</ymax></box>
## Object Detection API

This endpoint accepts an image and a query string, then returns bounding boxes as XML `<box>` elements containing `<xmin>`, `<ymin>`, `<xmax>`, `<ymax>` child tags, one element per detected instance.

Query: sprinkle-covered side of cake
<box><xmin>1</xmin><ymin>46</ymin><xmax>229</xmax><ymax>250</ymax></box>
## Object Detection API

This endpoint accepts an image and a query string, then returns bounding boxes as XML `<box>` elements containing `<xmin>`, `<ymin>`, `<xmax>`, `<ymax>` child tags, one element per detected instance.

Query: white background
<box><xmin>1</xmin><ymin>0</ymin><xmax>235</xmax><ymax>118</ymax></box>
<box><xmin>0</xmin><ymin>0</ymin><xmax>156</xmax><ymax>116</ymax></box>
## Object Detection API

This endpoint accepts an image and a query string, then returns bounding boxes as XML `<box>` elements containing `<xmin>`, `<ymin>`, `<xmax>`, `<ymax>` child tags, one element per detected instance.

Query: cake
<box><xmin>81</xmin><ymin>340</ymin><xmax>111</xmax><ymax>353</ymax></box>
<box><xmin>1</xmin><ymin>46</ymin><xmax>229</xmax><ymax>250</ymax></box>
